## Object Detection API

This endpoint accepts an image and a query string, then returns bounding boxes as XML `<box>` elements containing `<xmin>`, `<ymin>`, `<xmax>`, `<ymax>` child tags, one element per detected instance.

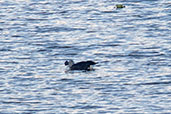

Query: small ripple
<box><xmin>59</xmin><ymin>78</ymin><xmax>74</xmax><ymax>82</ymax></box>
<box><xmin>0</xmin><ymin>61</ymin><xmax>18</xmax><ymax>64</ymax></box>
<box><xmin>59</xmin><ymin>10</ymin><xmax>68</xmax><ymax>14</ymax></box>
<box><xmin>128</xmin><ymin>51</ymin><xmax>164</xmax><ymax>58</ymax></box>
<box><xmin>0</xmin><ymin>48</ymin><xmax>12</xmax><ymax>51</ymax></box>
<box><xmin>141</xmin><ymin>46</ymin><xmax>161</xmax><ymax>49</ymax></box>
<box><xmin>10</xmin><ymin>76</ymin><xmax>39</xmax><ymax>81</ymax></box>
<box><xmin>101</xmin><ymin>10</ymin><xmax>118</xmax><ymax>14</ymax></box>
<box><xmin>90</xmin><ymin>44</ymin><xmax>120</xmax><ymax>47</ymax></box>
<box><xmin>11</xmin><ymin>35</ymin><xmax>23</xmax><ymax>38</ymax></box>
<box><xmin>0</xmin><ymin>68</ymin><xmax>7</xmax><ymax>73</ymax></box>
<box><xmin>147</xmin><ymin>61</ymin><xmax>170</xmax><ymax>66</ymax></box>
<box><xmin>154</xmin><ymin>92</ymin><xmax>171</xmax><ymax>95</ymax></box>
<box><xmin>25</xmin><ymin>18</ymin><xmax>48</xmax><ymax>21</ymax></box>
<box><xmin>35</xmin><ymin>26</ymin><xmax>85</xmax><ymax>33</ymax></box>
<box><xmin>69</xmin><ymin>105</ymin><xmax>103</xmax><ymax>109</ymax></box>
<box><xmin>105</xmin><ymin>54</ymin><xmax>127</xmax><ymax>58</ymax></box>
<box><xmin>1</xmin><ymin>101</ymin><xmax>23</xmax><ymax>104</ymax></box>
<box><xmin>47</xmin><ymin>45</ymin><xmax>73</xmax><ymax>49</ymax></box>
<box><xmin>23</xmin><ymin>109</ymin><xmax>48</xmax><ymax>112</ymax></box>
<box><xmin>135</xmin><ymin>81</ymin><xmax>171</xmax><ymax>85</ymax></box>
<box><xmin>63</xmin><ymin>53</ymin><xmax>78</xmax><ymax>56</ymax></box>
<box><xmin>36</xmin><ymin>49</ymin><xmax>48</xmax><ymax>52</ymax></box>
<box><xmin>13</xmin><ymin>57</ymin><xmax>32</xmax><ymax>60</ymax></box>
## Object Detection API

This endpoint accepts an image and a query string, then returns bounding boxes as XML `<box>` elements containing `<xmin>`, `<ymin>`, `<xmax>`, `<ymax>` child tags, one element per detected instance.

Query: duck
<box><xmin>65</xmin><ymin>60</ymin><xmax>97</xmax><ymax>71</ymax></box>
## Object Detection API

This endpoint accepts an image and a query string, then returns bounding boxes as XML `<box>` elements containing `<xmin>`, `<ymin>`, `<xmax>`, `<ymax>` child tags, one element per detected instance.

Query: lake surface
<box><xmin>0</xmin><ymin>0</ymin><xmax>171</xmax><ymax>113</ymax></box>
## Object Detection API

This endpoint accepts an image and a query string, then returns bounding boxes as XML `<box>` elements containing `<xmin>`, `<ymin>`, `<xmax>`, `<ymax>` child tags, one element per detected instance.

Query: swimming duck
<box><xmin>65</xmin><ymin>60</ymin><xmax>97</xmax><ymax>70</ymax></box>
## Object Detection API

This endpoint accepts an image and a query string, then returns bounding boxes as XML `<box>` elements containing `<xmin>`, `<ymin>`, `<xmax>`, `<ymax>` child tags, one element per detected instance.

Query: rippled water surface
<box><xmin>0</xmin><ymin>0</ymin><xmax>171</xmax><ymax>113</ymax></box>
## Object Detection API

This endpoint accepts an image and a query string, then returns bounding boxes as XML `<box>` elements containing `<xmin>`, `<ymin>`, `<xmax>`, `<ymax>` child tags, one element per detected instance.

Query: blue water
<box><xmin>0</xmin><ymin>0</ymin><xmax>171</xmax><ymax>113</ymax></box>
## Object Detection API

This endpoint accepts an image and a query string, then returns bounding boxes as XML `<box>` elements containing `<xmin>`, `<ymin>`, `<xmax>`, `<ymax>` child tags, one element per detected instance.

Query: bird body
<box><xmin>65</xmin><ymin>60</ymin><xmax>97</xmax><ymax>70</ymax></box>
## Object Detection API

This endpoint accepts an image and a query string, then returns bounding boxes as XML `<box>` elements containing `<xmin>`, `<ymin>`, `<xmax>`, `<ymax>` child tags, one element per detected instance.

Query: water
<box><xmin>0</xmin><ymin>0</ymin><xmax>171</xmax><ymax>113</ymax></box>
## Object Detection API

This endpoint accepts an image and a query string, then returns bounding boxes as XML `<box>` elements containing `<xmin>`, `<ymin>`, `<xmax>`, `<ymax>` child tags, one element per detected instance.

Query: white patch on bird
<box><xmin>68</xmin><ymin>60</ymin><xmax>74</xmax><ymax>67</ymax></box>
<box><xmin>89</xmin><ymin>65</ymin><xmax>93</xmax><ymax>70</ymax></box>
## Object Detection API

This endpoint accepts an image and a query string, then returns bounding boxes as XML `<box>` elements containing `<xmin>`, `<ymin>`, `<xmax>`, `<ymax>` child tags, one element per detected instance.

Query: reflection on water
<box><xmin>0</xmin><ymin>0</ymin><xmax>171</xmax><ymax>113</ymax></box>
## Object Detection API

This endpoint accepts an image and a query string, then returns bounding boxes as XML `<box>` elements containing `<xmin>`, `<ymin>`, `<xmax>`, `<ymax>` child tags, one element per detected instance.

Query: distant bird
<box><xmin>65</xmin><ymin>60</ymin><xmax>97</xmax><ymax>71</ymax></box>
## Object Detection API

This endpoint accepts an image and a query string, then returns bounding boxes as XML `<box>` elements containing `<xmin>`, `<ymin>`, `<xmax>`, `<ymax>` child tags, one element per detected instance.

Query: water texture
<box><xmin>0</xmin><ymin>0</ymin><xmax>171</xmax><ymax>113</ymax></box>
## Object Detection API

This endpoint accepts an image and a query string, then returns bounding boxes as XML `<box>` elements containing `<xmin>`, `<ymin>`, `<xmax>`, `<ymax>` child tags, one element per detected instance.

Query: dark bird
<box><xmin>65</xmin><ymin>60</ymin><xmax>97</xmax><ymax>70</ymax></box>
